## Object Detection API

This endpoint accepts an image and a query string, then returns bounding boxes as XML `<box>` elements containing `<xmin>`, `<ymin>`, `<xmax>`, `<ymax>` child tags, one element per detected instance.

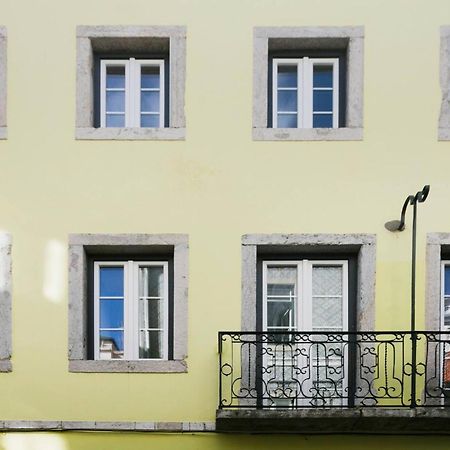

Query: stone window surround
<box><xmin>68</xmin><ymin>233</ymin><xmax>188</xmax><ymax>373</ymax></box>
<box><xmin>241</xmin><ymin>234</ymin><xmax>376</xmax><ymax>331</ymax></box>
<box><xmin>426</xmin><ymin>233</ymin><xmax>450</xmax><ymax>329</ymax></box>
<box><xmin>0</xmin><ymin>27</ymin><xmax>6</xmax><ymax>140</ymax></box>
<box><xmin>75</xmin><ymin>25</ymin><xmax>186</xmax><ymax>141</ymax></box>
<box><xmin>253</xmin><ymin>26</ymin><xmax>364</xmax><ymax>142</ymax></box>
<box><xmin>0</xmin><ymin>232</ymin><xmax>12</xmax><ymax>372</ymax></box>
<box><xmin>439</xmin><ymin>26</ymin><xmax>450</xmax><ymax>141</ymax></box>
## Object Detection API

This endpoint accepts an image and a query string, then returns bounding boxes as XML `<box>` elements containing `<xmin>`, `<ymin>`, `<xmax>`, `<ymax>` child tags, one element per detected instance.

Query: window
<box><xmin>68</xmin><ymin>234</ymin><xmax>188</xmax><ymax>373</ymax></box>
<box><xmin>100</xmin><ymin>59</ymin><xmax>165</xmax><ymax>129</ymax></box>
<box><xmin>76</xmin><ymin>26</ymin><xmax>186</xmax><ymax>140</ymax></box>
<box><xmin>94</xmin><ymin>261</ymin><xmax>169</xmax><ymax>360</ymax></box>
<box><xmin>239</xmin><ymin>234</ymin><xmax>376</xmax><ymax>409</ymax></box>
<box><xmin>263</xmin><ymin>260</ymin><xmax>348</xmax><ymax>332</ymax></box>
<box><xmin>253</xmin><ymin>27</ymin><xmax>364</xmax><ymax>141</ymax></box>
<box><xmin>241</xmin><ymin>234</ymin><xmax>375</xmax><ymax>332</ymax></box>
<box><xmin>272</xmin><ymin>58</ymin><xmax>339</xmax><ymax>129</ymax></box>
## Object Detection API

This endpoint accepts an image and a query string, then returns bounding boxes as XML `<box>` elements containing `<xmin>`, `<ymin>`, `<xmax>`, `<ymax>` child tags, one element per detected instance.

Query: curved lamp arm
<box><xmin>385</xmin><ymin>185</ymin><xmax>430</xmax><ymax>232</ymax></box>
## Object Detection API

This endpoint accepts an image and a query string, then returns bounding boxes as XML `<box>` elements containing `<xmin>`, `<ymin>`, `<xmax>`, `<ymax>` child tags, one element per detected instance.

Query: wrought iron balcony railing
<box><xmin>218</xmin><ymin>331</ymin><xmax>450</xmax><ymax>409</ymax></box>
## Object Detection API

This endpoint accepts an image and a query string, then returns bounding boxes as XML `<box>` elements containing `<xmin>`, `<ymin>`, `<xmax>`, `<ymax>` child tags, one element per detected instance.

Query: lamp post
<box><xmin>384</xmin><ymin>184</ymin><xmax>430</xmax><ymax>407</ymax></box>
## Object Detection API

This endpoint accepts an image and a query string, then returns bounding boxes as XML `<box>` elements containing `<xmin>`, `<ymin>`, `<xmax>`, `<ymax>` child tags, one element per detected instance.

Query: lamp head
<box><xmin>384</xmin><ymin>220</ymin><xmax>404</xmax><ymax>232</ymax></box>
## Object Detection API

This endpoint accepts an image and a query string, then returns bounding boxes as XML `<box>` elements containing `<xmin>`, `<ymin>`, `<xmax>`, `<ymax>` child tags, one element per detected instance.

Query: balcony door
<box><xmin>261</xmin><ymin>260</ymin><xmax>348</xmax><ymax>407</ymax></box>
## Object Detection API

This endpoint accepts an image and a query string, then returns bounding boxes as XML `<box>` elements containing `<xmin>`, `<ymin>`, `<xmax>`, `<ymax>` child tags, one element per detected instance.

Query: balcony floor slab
<box><xmin>216</xmin><ymin>407</ymin><xmax>450</xmax><ymax>434</ymax></box>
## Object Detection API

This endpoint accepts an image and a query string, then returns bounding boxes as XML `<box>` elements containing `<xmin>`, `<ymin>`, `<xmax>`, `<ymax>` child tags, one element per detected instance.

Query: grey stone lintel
<box><xmin>0</xmin><ymin>233</ymin><xmax>12</xmax><ymax>371</ymax></box>
<box><xmin>0</xmin><ymin>27</ymin><xmax>6</xmax><ymax>139</ymax></box>
<box><xmin>241</xmin><ymin>233</ymin><xmax>376</xmax><ymax>331</ymax></box>
<box><xmin>253</xmin><ymin>26</ymin><xmax>364</xmax><ymax>142</ymax></box>
<box><xmin>439</xmin><ymin>27</ymin><xmax>450</xmax><ymax>140</ymax></box>
<box><xmin>76</xmin><ymin>25</ymin><xmax>186</xmax><ymax>141</ymax></box>
<box><xmin>0</xmin><ymin>420</ymin><xmax>215</xmax><ymax>432</ymax></box>
<box><xmin>68</xmin><ymin>233</ymin><xmax>188</xmax><ymax>373</ymax></box>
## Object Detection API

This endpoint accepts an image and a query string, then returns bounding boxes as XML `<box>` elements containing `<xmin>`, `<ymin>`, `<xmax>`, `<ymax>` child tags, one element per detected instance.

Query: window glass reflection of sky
<box><xmin>100</xmin><ymin>299</ymin><xmax>124</xmax><ymax>328</ymax></box>
<box><xmin>100</xmin><ymin>267</ymin><xmax>124</xmax><ymax>297</ymax></box>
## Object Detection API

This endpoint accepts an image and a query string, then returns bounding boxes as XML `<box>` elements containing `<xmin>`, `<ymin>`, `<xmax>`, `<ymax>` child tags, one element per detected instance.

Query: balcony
<box><xmin>216</xmin><ymin>331</ymin><xmax>450</xmax><ymax>434</ymax></box>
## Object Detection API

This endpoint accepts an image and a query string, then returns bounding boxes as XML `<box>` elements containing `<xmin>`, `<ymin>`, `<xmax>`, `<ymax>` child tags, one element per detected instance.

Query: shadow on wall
<box><xmin>43</xmin><ymin>239</ymin><xmax>66</xmax><ymax>304</ymax></box>
<box><xmin>2</xmin><ymin>435</ymin><xmax>68</xmax><ymax>450</ymax></box>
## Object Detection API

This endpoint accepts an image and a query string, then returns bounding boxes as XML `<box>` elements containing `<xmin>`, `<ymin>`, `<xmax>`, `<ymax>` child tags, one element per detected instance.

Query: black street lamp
<box><xmin>385</xmin><ymin>184</ymin><xmax>430</xmax><ymax>407</ymax></box>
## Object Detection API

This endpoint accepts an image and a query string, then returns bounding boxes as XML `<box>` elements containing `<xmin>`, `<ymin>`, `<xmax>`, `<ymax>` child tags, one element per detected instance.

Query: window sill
<box><xmin>0</xmin><ymin>127</ymin><xmax>7</xmax><ymax>140</ymax></box>
<box><xmin>438</xmin><ymin>128</ymin><xmax>450</xmax><ymax>141</ymax></box>
<box><xmin>69</xmin><ymin>359</ymin><xmax>187</xmax><ymax>373</ymax></box>
<box><xmin>253</xmin><ymin>127</ymin><xmax>363</xmax><ymax>141</ymax></box>
<box><xmin>75</xmin><ymin>127</ymin><xmax>186</xmax><ymax>141</ymax></box>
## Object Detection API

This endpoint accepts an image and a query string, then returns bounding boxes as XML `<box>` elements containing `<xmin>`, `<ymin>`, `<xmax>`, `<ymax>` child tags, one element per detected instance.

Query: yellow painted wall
<box><xmin>0</xmin><ymin>0</ymin><xmax>449</xmax><ymax>438</ymax></box>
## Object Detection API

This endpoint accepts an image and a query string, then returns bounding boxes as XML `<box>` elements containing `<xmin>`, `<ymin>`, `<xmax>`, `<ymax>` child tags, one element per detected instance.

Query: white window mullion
<box><xmin>303</xmin><ymin>58</ymin><xmax>313</xmax><ymax>128</ymax></box>
<box><xmin>123</xmin><ymin>260</ymin><xmax>133</xmax><ymax>359</ymax></box>
<box><xmin>126</xmin><ymin>59</ymin><xmax>135</xmax><ymax>127</ymax></box>
<box><xmin>302</xmin><ymin>260</ymin><xmax>313</xmax><ymax>330</ymax></box>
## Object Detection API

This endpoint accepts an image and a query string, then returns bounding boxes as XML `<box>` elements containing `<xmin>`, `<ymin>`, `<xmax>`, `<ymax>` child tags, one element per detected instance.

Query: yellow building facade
<box><xmin>1</xmin><ymin>0</ymin><xmax>450</xmax><ymax>448</ymax></box>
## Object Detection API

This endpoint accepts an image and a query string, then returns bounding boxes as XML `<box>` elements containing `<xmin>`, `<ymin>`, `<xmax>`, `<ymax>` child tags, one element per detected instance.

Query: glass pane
<box><xmin>312</xmin><ymin>296</ymin><xmax>343</xmax><ymax>329</ymax></box>
<box><xmin>277</xmin><ymin>114</ymin><xmax>297</xmax><ymax>128</ymax></box>
<box><xmin>99</xmin><ymin>267</ymin><xmax>124</xmax><ymax>297</ymax></box>
<box><xmin>313</xmin><ymin>65</ymin><xmax>333</xmax><ymax>88</ymax></box>
<box><xmin>100</xmin><ymin>299</ymin><xmax>124</xmax><ymax>328</ymax></box>
<box><xmin>141</xmin><ymin>66</ymin><xmax>160</xmax><ymax>88</ymax></box>
<box><xmin>313</xmin><ymin>114</ymin><xmax>333</xmax><ymax>128</ymax></box>
<box><xmin>277</xmin><ymin>90</ymin><xmax>297</xmax><ymax>112</ymax></box>
<box><xmin>312</xmin><ymin>266</ymin><xmax>342</xmax><ymax>296</ymax></box>
<box><xmin>139</xmin><ymin>330</ymin><xmax>163</xmax><ymax>359</ymax></box>
<box><xmin>106</xmin><ymin>66</ymin><xmax>125</xmax><ymax>88</ymax></box>
<box><xmin>267</xmin><ymin>266</ymin><xmax>297</xmax><ymax>297</ymax></box>
<box><xmin>313</xmin><ymin>90</ymin><xmax>333</xmax><ymax>112</ymax></box>
<box><xmin>141</xmin><ymin>114</ymin><xmax>160</xmax><ymax>128</ymax></box>
<box><xmin>106</xmin><ymin>114</ymin><xmax>125</xmax><ymax>127</ymax></box>
<box><xmin>267</xmin><ymin>301</ymin><xmax>295</xmax><ymax>328</ymax></box>
<box><xmin>139</xmin><ymin>266</ymin><xmax>164</xmax><ymax>297</ymax></box>
<box><xmin>139</xmin><ymin>299</ymin><xmax>163</xmax><ymax>329</ymax></box>
<box><xmin>444</xmin><ymin>297</ymin><xmax>450</xmax><ymax>327</ymax></box>
<box><xmin>106</xmin><ymin>91</ymin><xmax>125</xmax><ymax>112</ymax></box>
<box><xmin>141</xmin><ymin>91</ymin><xmax>160</xmax><ymax>112</ymax></box>
<box><xmin>445</xmin><ymin>266</ymin><xmax>450</xmax><ymax>295</ymax></box>
<box><xmin>278</xmin><ymin>65</ymin><xmax>297</xmax><ymax>88</ymax></box>
<box><xmin>99</xmin><ymin>330</ymin><xmax>124</xmax><ymax>359</ymax></box>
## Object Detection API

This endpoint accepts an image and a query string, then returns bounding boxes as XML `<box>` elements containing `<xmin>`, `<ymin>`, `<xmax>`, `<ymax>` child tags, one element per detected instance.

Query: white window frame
<box><xmin>272</xmin><ymin>57</ymin><xmax>339</xmax><ymax>129</ymax></box>
<box><xmin>93</xmin><ymin>260</ymin><xmax>169</xmax><ymax>361</ymax></box>
<box><xmin>100</xmin><ymin>58</ymin><xmax>165</xmax><ymax>128</ymax></box>
<box><xmin>262</xmin><ymin>260</ymin><xmax>348</xmax><ymax>331</ymax></box>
